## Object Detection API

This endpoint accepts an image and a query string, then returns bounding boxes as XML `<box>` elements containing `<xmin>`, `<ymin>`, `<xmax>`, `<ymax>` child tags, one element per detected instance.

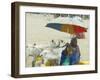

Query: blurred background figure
<box><xmin>50</xmin><ymin>40</ymin><xmax>56</xmax><ymax>48</ymax></box>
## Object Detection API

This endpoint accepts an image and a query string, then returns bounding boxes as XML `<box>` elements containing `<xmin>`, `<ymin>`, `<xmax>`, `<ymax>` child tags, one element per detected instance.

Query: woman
<box><xmin>69</xmin><ymin>37</ymin><xmax>81</xmax><ymax>65</ymax></box>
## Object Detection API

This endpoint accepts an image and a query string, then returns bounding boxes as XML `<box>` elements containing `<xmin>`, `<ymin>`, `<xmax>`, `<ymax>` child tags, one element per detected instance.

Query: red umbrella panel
<box><xmin>72</xmin><ymin>25</ymin><xmax>87</xmax><ymax>34</ymax></box>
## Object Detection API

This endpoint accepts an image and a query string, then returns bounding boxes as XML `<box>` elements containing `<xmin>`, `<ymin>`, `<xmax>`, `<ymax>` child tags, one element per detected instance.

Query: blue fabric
<box><xmin>46</xmin><ymin>23</ymin><xmax>62</xmax><ymax>30</ymax></box>
<box><xmin>60</xmin><ymin>50</ymin><xmax>66</xmax><ymax>65</ymax></box>
<box><xmin>60</xmin><ymin>47</ymin><xmax>80</xmax><ymax>65</ymax></box>
<box><xmin>60</xmin><ymin>50</ymin><xmax>70</xmax><ymax>65</ymax></box>
<box><xmin>70</xmin><ymin>48</ymin><xmax>80</xmax><ymax>65</ymax></box>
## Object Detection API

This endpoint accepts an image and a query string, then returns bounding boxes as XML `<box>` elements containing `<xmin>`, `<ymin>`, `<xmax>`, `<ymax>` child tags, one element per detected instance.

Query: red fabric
<box><xmin>72</xmin><ymin>25</ymin><xmax>87</xmax><ymax>33</ymax></box>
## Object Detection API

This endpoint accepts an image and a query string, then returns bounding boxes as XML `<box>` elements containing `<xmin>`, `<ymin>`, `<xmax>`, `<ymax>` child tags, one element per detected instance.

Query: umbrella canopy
<box><xmin>49</xmin><ymin>16</ymin><xmax>88</xmax><ymax>28</ymax></box>
<box><xmin>46</xmin><ymin>23</ymin><xmax>87</xmax><ymax>34</ymax></box>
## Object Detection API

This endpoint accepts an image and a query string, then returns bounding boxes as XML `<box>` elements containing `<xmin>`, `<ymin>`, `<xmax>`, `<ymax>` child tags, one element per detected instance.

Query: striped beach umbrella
<box><xmin>46</xmin><ymin>23</ymin><xmax>87</xmax><ymax>35</ymax></box>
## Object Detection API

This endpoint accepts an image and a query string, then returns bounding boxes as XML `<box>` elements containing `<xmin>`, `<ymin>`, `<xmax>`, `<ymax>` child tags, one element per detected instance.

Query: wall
<box><xmin>0</xmin><ymin>0</ymin><xmax>99</xmax><ymax>80</ymax></box>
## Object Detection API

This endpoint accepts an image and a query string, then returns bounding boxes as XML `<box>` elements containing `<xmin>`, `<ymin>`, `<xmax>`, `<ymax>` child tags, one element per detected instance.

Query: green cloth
<box><xmin>62</xmin><ymin>57</ymin><xmax>70</xmax><ymax>65</ymax></box>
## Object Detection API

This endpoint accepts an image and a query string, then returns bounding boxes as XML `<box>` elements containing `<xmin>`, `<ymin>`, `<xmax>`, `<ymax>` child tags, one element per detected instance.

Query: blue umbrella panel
<box><xmin>46</xmin><ymin>23</ymin><xmax>75</xmax><ymax>34</ymax></box>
